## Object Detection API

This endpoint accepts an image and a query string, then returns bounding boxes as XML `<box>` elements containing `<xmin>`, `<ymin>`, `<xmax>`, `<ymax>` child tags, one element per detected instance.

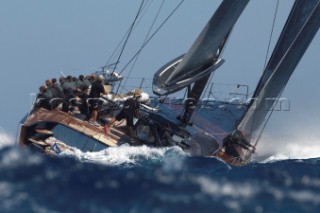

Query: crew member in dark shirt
<box><xmin>105</xmin><ymin>89</ymin><xmax>141</xmax><ymax>143</ymax></box>
<box><xmin>79</xmin><ymin>85</ymin><xmax>90</xmax><ymax>115</ymax></box>
<box><xmin>88</xmin><ymin>75</ymin><xmax>105</xmax><ymax>126</ymax></box>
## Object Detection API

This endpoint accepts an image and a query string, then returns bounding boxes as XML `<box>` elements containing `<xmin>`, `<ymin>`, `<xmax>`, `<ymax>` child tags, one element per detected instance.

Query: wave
<box><xmin>2</xmin><ymin>124</ymin><xmax>319</xmax><ymax>167</ymax></box>
<box><xmin>61</xmin><ymin>143</ymin><xmax>188</xmax><ymax>168</ymax></box>
<box><xmin>1</xmin><ymin>145</ymin><xmax>320</xmax><ymax>213</ymax></box>
<box><xmin>1</xmin><ymin>128</ymin><xmax>320</xmax><ymax>212</ymax></box>
<box><xmin>32</xmin><ymin>136</ymin><xmax>192</xmax><ymax>170</ymax></box>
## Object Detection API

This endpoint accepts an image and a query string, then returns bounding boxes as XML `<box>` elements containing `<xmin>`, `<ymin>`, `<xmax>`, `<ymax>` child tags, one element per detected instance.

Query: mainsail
<box><xmin>236</xmin><ymin>0</ymin><xmax>320</xmax><ymax>145</ymax></box>
<box><xmin>153</xmin><ymin>0</ymin><xmax>249</xmax><ymax>96</ymax></box>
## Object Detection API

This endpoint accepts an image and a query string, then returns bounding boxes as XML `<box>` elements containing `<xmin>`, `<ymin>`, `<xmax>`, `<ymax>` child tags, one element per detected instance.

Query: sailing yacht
<box><xmin>18</xmin><ymin>0</ymin><xmax>320</xmax><ymax>166</ymax></box>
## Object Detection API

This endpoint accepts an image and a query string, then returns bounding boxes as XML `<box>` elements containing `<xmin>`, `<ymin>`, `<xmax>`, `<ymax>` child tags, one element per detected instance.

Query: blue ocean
<box><xmin>1</xmin><ymin>132</ymin><xmax>320</xmax><ymax>213</ymax></box>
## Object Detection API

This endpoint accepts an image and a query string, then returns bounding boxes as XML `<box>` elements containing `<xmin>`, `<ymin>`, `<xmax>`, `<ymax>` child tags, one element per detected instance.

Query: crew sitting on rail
<box><xmin>45</xmin><ymin>79</ymin><xmax>65</xmax><ymax>109</ymax></box>
<box><xmin>35</xmin><ymin>85</ymin><xmax>52</xmax><ymax>110</ymax></box>
<box><xmin>35</xmin><ymin>74</ymin><xmax>119</xmax><ymax>123</ymax></box>
<box><xmin>76</xmin><ymin>75</ymin><xmax>90</xmax><ymax>91</ymax></box>
<box><xmin>62</xmin><ymin>76</ymin><xmax>77</xmax><ymax>91</ymax></box>
<box><xmin>52</xmin><ymin>78</ymin><xmax>63</xmax><ymax>93</ymax></box>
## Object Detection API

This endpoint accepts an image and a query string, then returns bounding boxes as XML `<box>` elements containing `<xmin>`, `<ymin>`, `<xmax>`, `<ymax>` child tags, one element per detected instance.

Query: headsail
<box><xmin>153</xmin><ymin>0</ymin><xmax>249</xmax><ymax>96</ymax></box>
<box><xmin>234</xmin><ymin>0</ymin><xmax>320</xmax><ymax>145</ymax></box>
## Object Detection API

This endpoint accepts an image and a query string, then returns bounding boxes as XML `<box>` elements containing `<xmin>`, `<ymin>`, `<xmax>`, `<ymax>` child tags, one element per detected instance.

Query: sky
<box><xmin>1</xmin><ymin>0</ymin><xmax>320</xmax><ymax>152</ymax></box>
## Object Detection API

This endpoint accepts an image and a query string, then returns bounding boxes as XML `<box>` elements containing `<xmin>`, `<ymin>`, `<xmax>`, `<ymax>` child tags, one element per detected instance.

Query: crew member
<box><xmin>105</xmin><ymin>89</ymin><xmax>141</xmax><ymax>144</ymax></box>
<box><xmin>35</xmin><ymin>85</ymin><xmax>52</xmax><ymax>110</ymax></box>
<box><xmin>88</xmin><ymin>75</ymin><xmax>105</xmax><ymax>126</ymax></box>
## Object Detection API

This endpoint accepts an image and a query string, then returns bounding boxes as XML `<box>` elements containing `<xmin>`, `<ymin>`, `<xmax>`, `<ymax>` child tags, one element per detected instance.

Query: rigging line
<box><xmin>105</xmin><ymin>31</ymin><xmax>129</xmax><ymax>68</ymax></box>
<box><xmin>113</xmin><ymin>0</ymin><xmax>154</xmax><ymax>95</ymax></box>
<box><xmin>201</xmin><ymin>73</ymin><xmax>215</xmax><ymax>100</ymax></box>
<box><xmin>253</xmin><ymin>0</ymin><xmax>280</xmax><ymax>146</ymax></box>
<box><xmin>121</xmin><ymin>0</ymin><xmax>162</xmax><ymax>92</ymax></box>
<box><xmin>119</xmin><ymin>0</ymin><xmax>165</xmax><ymax>94</ymax></box>
<box><xmin>118</xmin><ymin>0</ymin><xmax>185</xmax><ymax>75</ymax></box>
<box><xmin>105</xmin><ymin>0</ymin><xmax>151</xmax><ymax>67</ymax></box>
<box><xmin>263</xmin><ymin>0</ymin><xmax>280</xmax><ymax>70</ymax></box>
<box><xmin>111</xmin><ymin>0</ymin><xmax>146</xmax><ymax>74</ymax></box>
<box><xmin>247</xmin><ymin>0</ymin><xmax>280</xmax><ymax>144</ymax></box>
<box><xmin>254</xmin><ymin>108</ymin><xmax>274</xmax><ymax>147</ymax></box>
<box><xmin>106</xmin><ymin>2</ymin><xmax>151</xmax><ymax>67</ymax></box>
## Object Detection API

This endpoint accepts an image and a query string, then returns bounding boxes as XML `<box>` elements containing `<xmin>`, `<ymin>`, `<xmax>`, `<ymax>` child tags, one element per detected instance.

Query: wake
<box><xmin>1</xmin><ymin>127</ymin><xmax>319</xmax><ymax>165</ymax></box>
<box><xmin>47</xmin><ymin>134</ymin><xmax>188</xmax><ymax>167</ymax></box>
<box><xmin>35</xmin><ymin>132</ymin><xmax>320</xmax><ymax>165</ymax></box>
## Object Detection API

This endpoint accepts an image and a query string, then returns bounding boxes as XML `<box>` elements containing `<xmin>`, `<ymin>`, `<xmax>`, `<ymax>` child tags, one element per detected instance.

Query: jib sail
<box><xmin>236</xmin><ymin>0</ymin><xmax>320</xmax><ymax>146</ymax></box>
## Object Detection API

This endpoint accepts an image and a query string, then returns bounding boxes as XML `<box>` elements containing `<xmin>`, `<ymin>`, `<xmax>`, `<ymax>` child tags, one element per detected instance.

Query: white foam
<box><xmin>0</xmin><ymin>128</ymin><xmax>14</xmax><ymax>149</ymax></box>
<box><xmin>60</xmin><ymin>143</ymin><xmax>185</xmax><ymax>166</ymax></box>
<box><xmin>255</xmin><ymin>133</ymin><xmax>320</xmax><ymax>161</ymax></box>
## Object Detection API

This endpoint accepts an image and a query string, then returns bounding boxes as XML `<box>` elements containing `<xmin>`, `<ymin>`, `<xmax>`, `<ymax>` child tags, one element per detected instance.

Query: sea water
<box><xmin>1</xmin><ymin>130</ymin><xmax>320</xmax><ymax>213</ymax></box>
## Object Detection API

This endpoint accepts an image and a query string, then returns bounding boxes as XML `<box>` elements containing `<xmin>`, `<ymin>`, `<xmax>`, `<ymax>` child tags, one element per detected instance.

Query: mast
<box><xmin>178</xmin><ymin>75</ymin><xmax>211</xmax><ymax>124</ymax></box>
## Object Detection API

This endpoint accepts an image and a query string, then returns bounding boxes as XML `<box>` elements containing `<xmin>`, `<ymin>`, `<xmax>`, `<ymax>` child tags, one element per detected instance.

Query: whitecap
<box><xmin>255</xmin><ymin>133</ymin><xmax>320</xmax><ymax>161</ymax></box>
<box><xmin>58</xmin><ymin>140</ymin><xmax>187</xmax><ymax>167</ymax></box>
<box><xmin>0</xmin><ymin>127</ymin><xmax>14</xmax><ymax>149</ymax></box>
